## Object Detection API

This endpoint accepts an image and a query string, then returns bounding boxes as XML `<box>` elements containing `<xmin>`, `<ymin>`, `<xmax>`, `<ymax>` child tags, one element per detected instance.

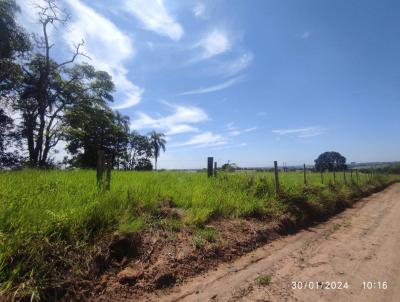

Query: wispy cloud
<box><xmin>226</xmin><ymin>123</ymin><xmax>257</xmax><ymax>136</ymax></box>
<box><xmin>123</xmin><ymin>0</ymin><xmax>184</xmax><ymax>40</ymax></box>
<box><xmin>218</xmin><ymin>52</ymin><xmax>253</xmax><ymax>77</ymax></box>
<box><xmin>298</xmin><ymin>31</ymin><xmax>312</xmax><ymax>39</ymax></box>
<box><xmin>272</xmin><ymin>126</ymin><xmax>326</xmax><ymax>138</ymax></box>
<box><xmin>130</xmin><ymin>102</ymin><xmax>208</xmax><ymax>135</ymax></box>
<box><xmin>64</xmin><ymin>0</ymin><xmax>143</xmax><ymax>109</ymax></box>
<box><xmin>195</xmin><ymin>29</ymin><xmax>231</xmax><ymax>60</ymax></box>
<box><xmin>176</xmin><ymin>132</ymin><xmax>228</xmax><ymax>147</ymax></box>
<box><xmin>210</xmin><ymin>142</ymin><xmax>247</xmax><ymax>151</ymax></box>
<box><xmin>179</xmin><ymin>76</ymin><xmax>243</xmax><ymax>96</ymax></box>
<box><xmin>193</xmin><ymin>3</ymin><xmax>206</xmax><ymax>17</ymax></box>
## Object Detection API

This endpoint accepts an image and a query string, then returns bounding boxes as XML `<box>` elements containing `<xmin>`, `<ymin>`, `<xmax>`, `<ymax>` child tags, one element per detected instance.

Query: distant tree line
<box><xmin>360</xmin><ymin>163</ymin><xmax>400</xmax><ymax>175</ymax></box>
<box><xmin>0</xmin><ymin>0</ymin><xmax>165</xmax><ymax>170</ymax></box>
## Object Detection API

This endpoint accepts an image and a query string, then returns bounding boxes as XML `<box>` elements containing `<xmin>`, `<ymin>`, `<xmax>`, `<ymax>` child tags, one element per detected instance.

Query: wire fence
<box><xmin>96</xmin><ymin>152</ymin><xmax>380</xmax><ymax>194</ymax></box>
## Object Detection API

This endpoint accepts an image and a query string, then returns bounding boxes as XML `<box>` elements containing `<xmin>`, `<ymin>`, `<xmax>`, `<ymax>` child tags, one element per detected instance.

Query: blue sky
<box><xmin>17</xmin><ymin>0</ymin><xmax>400</xmax><ymax>169</ymax></box>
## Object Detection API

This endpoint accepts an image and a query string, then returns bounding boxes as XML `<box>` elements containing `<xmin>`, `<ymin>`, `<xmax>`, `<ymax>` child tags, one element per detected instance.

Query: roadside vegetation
<box><xmin>0</xmin><ymin>169</ymin><xmax>398</xmax><ymax>299</ymax></box>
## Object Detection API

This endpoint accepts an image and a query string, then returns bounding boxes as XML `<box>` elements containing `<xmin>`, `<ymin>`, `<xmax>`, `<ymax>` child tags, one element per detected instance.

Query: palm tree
<box><xmin>148</xmin><ymin>131</ymin><xmax>166</xmax><ymax>171</ymax></box>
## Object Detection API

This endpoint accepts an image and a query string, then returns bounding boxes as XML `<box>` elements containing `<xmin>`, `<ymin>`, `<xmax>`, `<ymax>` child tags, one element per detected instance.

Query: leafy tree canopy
<box><xmin>315</xmin><ymin>151</ymin><xmax>347</xmax><ymax>172</ymax></box>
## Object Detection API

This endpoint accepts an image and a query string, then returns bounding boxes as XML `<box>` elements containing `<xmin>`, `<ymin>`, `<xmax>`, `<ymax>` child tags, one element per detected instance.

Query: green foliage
<box><xmin>196</xmin><ymin>226</ymin><xmax>218</xmax><ymax>243</ymax></box>
<box><xmin>65</xmin><ymin>104</ymin><xmax>128</xmax><ymax>168</ymax></box>
<box><xmin>0</xmin><ymin>0</ymin><xmax>31</xmax><ymax>59</ymax></box>
<box><xmin>0</xmin><ymin>109</ymin><xmax>20</xmax><ymax>168</ymax></box>
<box><xmin>256</xmin><ymin>274</ymin><xmax>272</xmax><ymax>286</ymax></box>
<box><xmin>221</xmin><ymin>162</ymin><xmax>238</xmax><ymax>172</ymax></box>
<box><xmin>192</xmin><ymin>226</ymin><xmax>218</xmax><ymax>249</ymax></box>
<box><xmin>315</xmin><ymin>151</ymin><xmax>346</xmax><ymax>172</ymax></box>
<box><xmin>148</xmin><ymin>131</ymin><xmax>166</xmax><ymax>171</ymax></box>
<box><xmin>118</xmin><ymin>217</ymin><xmax>145</xmax><ymax>234</ymax></box>
<box><xmin>121</xmin><ymin>130</ymin><xmax>153</xmax><ymax>170</ymax></box>
<box><xmin>0</xmin><ymin>0</ymin><xmax>31</xmax><ymax>93</ymax></box>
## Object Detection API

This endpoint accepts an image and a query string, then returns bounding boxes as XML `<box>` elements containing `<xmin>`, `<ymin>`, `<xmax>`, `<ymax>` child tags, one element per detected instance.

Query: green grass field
<box><xmin>0</xmin><ymin>169</ymin><xmax>398</xmax><ymax>299</ymax></box>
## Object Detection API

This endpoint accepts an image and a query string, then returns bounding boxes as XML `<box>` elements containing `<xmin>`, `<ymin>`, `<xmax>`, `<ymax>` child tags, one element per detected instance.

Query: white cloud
<box><xmin>130</xmin><ymin>102</ymin><xmax>208</xmax><ymax>135</ymax></box>
<box><xmin>179</xmin><ymin>76</ymin><xmax>243</xmax><ymax>96</ymax></box>
<box><xmin>179</xmin><ymin>132</ymin><xmax>228</xmax><ymax>147</ymax></box>
<box><xmin>210</xmin><ymin>142</ymin><xmax>247</xmax><ymax>151</ymax></box>
<box><xmin>227</xmin><ymin>122</ymin><xmax>235</xmax><ymax>130</ymax></box>
<box><xmin>219</xmin><ymin>52</ymin><xmax>253</xmax><ymax>77</ymax></box>
<box><xmin>123</xmin><ymin>0</ymin><xmax>184</xmax><ymax>41</ymax></box>
<box><xmin>272</xmin><ymin>126</ymin><xmax>325</xmax><ymax>138</ymax></box>
<box><xmin>193</xmin><ymin>3</ymin><xmax>206</xmax><ymax>17</ymax></box>
<box><xmin>64</xmin><ymin>0</ymin><xmax>143</xmax><ymax>109</ymax></box>
<box><xmin>16</xmin><ymin>0</ymin><xmax>43</xmax><ymax>33</ymax></box>
<box><xmin>196</xmin><ymin>29</ymin><xmax>231</xmax><ymax>59</ymax></box>
<box><xmin>299</xmin><ymin>31</ymin><xmax>312</xmax><ymax>39</ymax></box>
<box><xmin>226</xmin><ymin>123</ymin><xmax>257</xmax><ymax>136</ymax></box>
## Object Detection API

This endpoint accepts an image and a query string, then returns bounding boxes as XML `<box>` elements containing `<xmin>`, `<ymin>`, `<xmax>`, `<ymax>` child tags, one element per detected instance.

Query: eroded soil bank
<box><xmin>59</xmin><ymin>183</ymin><xmax>399</xmax><ymax>302</ymax></box>
<box><xmin>146</xmin><ymin>183</ymin><xmax>400</xmax><ymax>302</ymax></box>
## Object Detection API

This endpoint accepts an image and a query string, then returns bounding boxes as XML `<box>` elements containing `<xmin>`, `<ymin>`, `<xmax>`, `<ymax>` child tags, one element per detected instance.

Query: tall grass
<box><xmin>0</xmin><ymin>169</ymin><xmax>397</xmax><ymax>299</ymax></box>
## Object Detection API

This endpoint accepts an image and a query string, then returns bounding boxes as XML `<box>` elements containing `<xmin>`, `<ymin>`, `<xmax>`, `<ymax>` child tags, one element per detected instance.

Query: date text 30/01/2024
<box><xmin>291</xmin><ymin>281</ymin><xmax>388</xmax><ymax>290</ymax></box>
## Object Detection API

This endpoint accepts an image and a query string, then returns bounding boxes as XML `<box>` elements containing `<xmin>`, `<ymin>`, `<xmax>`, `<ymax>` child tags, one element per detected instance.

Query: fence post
<box><xmin>274</xmin><ymin>161</ymin><xmax>280</xmax><ymax>194</ymax></box>
<box><xmin>97</xmin><ymin>150</ymin><xmax>105</xmax><ymax>189</ymax></box>
<box><xmin>350</xmin><ymin>169</ymin><xmax>353</xmax><ymax>183</ymax></box>
<box><xmin>333</xmin><ymin>167</ymin><xmax>336</xmax><ymax>184</ymax></box>
<box><xmin>303</xmin><ymin>164</ymin><xmax>307</xmax><ymax>186</ymax></box>
<box><xmin>356</xmin><ymin>169</ymin><xmax>359</xmax><ymax>184</ymax></box>
<box><xmin>213</xmin><ymin>162</ymin><xmax>217</xmax><ymax>177</ymax></box>
<box><xmin>207</xmin><ymin>157</ymin><xmax>214</xmax><ymax>178</ymax></box>
<box><xmin>343</xmin><ymin>170</ymin><xmax>347</xmax><ymax>184</ymax></box>
<box><xmin>320</xmin><ymin>170</ymin><xmax>324</xmax><ymax>184</ymax></box>
<box><xmin>105</xmin><ymin>158</ymin><xmax>111</xmax><ymax>191</ymax></box>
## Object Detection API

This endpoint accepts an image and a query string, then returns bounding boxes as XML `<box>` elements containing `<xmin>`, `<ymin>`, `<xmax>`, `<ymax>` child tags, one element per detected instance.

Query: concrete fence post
<box><xmin>333</xmin><ymin>168</ymin><xmax>336</xmax><ymax>184</ymax></box>
<box><xmin>97</xmin><ymin>150</ymin><xmax>105</xmax><ymax>189</ymax></box>
<box><xmin>105</xmin><ymin>159</ymin><xmax>111</xmax><ymax>191</ymax></box>
<box><xmin>274</xmin><ymin>161</ymin><xmax>280</xmax><ymax>194</ymax></box>
<box><xmin>207</xmin><ymin>157</ymin><xmax>214</xmax><ymax>178</ymax></box>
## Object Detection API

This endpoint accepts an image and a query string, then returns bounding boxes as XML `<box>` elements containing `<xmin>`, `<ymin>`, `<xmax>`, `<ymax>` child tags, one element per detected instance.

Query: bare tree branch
<box><xmin>57</xmin><ymin>40</ymin><xmax>91</xmax><ymax>69</ymax></box>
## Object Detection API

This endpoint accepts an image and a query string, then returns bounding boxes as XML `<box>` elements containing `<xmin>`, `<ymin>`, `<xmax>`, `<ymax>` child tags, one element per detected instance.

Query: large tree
<box><xmin>0</xmin><ymin>109</ymin><xmax>21</xmax><ymax>167</ymax></box>
<box><xmin>0</xmin><ymin>0</ymin><xmax>31</xmax><ymax>94</ymax></box>
<box><xmin>12</xmin><ymin>0</ymin><xmax>88</xmax><ymax>167</ymax></box>
<box><xmin>314</xmin><ymin>151</ymin><xmax>347</xmax><ymax>172</ymax></box>
<box><xmin>65</xmin><ymin>101</ymin><xmax>129</xmax><ymax>168</ymax></box>
<box><xmin>121</xmin><ymin>130</ymin><xmax>153</xmax><ymax>170</ymax></box>
<box><xmin>0</xmin><ymin>0</ymin><xmax>31</xmax><ymax>168</ymax></box>
<box><xmin>148</xmin><ymin>131</ymin><xmax>166</xmax><ymax>171</ymax></box>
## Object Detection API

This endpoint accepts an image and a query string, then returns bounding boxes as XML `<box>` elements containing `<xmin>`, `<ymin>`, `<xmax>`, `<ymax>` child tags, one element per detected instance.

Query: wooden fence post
<box><xmin>303</xmin><ymin>164</ymin><xmax>307</xmax><ymax>186</ymax></box>
<box><xmin>97</xmin><ymin>150</ymin><xmax>105</xmax><ymax>189</ymax></box>
<box><xmin>207</xmin><ymin>157</ymin><xmax>214</xmax><ymax>178</ymax></box>
<box><xmin>343</xmin><ymin>170</ymin><xmax>347</xmax><ymax>184</ymax></box>
<box><xmin>274</xmin><ymin>161</ymin><xmax>280</xmax><ymax>194</ymax></box>
<box><xmin>350</xmin><ymin>169</ymin><xmax>353</xmax><ymax>183</ymax></box>
<box><xmin>320</xmin><ymin>170</ymin><xmax>324</xmax><ymax>184</ymax></box>
<box><xmin>356</xmin><ymin>169</ymin><xmax>359</xmax><ymax>184</ymax></box>
<box><xmin>214</xmin><ymin>162</ymin><xmax>217</xmax><ymax>177</ymax></box>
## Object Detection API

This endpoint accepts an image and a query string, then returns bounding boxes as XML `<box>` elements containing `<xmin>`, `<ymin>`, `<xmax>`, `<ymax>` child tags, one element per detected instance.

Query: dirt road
<box><xmin>147</xmin><ymin>183</ymin><xmax>400</xmax><ymax>302</ymax></box>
